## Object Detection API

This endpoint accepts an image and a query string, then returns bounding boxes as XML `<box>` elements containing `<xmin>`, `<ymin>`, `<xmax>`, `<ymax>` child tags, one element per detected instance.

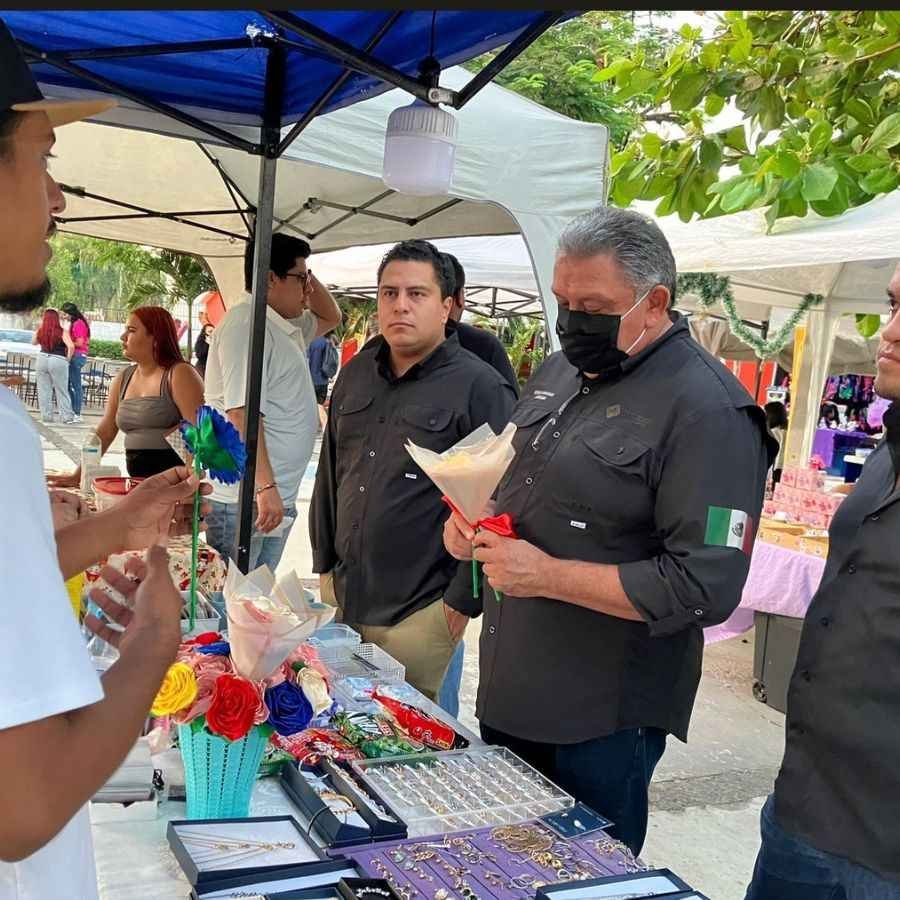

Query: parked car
<box><xmin>0</xmin><ymin>328</ymin><xmax>38</xmax><ymax>366</ymax></box>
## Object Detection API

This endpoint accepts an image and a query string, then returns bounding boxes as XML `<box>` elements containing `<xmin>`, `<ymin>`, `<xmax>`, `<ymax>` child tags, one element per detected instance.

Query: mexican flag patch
<box><xmin>705</xmin><ymin>506</ymin><xmax>754</xmax><ymax>554</ymax></box>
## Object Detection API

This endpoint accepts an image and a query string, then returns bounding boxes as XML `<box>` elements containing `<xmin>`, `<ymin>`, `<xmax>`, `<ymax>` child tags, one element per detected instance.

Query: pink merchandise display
<box><xmin>765</xmin><ymin>467</ymin><xmax>843</xmax><ymax>529</ymax></box>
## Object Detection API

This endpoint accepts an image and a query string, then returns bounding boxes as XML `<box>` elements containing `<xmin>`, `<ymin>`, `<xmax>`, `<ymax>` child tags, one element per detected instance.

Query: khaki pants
<box><xmin>319</xmin><ymin>572</ymin><xmax>461</xmax><ymax>702</ymax></box>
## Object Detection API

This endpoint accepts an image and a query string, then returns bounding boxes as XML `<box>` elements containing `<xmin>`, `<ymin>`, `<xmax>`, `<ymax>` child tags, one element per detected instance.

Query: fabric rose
<box><xmin>173</xmin><ymin>654</ymin><xmax>234</xmax><ymax>724</ymax></box>
<box><xmin>264</xmin><ymin>680</ymin><xmax>314</xmax><ymax>736</ymax></box>
<box><xmin>296</xmin><ymin>667</ymin><xmax>332</xmax><ymax>716</ymax></box>
<box><xmin>185</xmin><ymin>631</ymin><xmax>223</xmax><ymax>646</ymax></box>
<box><xmin>150</xmin><ymin>662</ymin><xmax>198</xmax><ymax>717</ymax></box>
<box><xmin>196</xmin><ymin>641</ymin><xmax>230</xmax><ymax>656</ymax></box>
<box><xmin>252</xmin><ymin>681</ymin><xmax>270</xmax><ymax>725</ymax></box>
<box><xmin>205</xmin><ymin>674</ymin><xmax>260</xmax><ymax>741</ymax></box>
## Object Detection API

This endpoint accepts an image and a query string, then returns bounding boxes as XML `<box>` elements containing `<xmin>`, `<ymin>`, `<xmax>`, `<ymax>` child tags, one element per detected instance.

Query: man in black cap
<box><xmin>0</xmin><ymin>21</ymin><xmax>209</xmax><ymax>898</ymax></box>
<box><xmin>745</xmin><ymin>263</ymin><xmax>900</xmax><ymax>898</ymax></box>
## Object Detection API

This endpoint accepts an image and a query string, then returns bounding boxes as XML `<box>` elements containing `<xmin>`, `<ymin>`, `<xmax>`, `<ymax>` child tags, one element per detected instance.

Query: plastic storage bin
<box><xmin>307</xmin><ymin>622</ymin><xmax>362</xmax><ymax>652</ymax></box>
<box><xmin>320</xmin><ymin>643</ymin><xmax>406</xmax><ymax>684</ymax></box>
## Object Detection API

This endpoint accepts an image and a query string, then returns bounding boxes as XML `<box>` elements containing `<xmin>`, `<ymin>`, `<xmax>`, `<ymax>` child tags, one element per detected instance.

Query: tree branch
<box><xmin>855</xmin><ymin>40</ymin><xmax>900</xmax><ymax>64</ymax></box>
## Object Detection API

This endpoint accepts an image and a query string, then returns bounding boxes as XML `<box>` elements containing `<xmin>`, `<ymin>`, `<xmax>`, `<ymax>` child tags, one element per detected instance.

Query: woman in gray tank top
<box><xmin>48</xmin><ymin>307</ymin><xmax>204</xmax><ymax>485</ymax></box>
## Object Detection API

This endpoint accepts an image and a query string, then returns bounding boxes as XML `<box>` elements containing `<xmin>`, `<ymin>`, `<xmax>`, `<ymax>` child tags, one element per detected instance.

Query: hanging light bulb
<box><xmin>383</xmin><ymin>98</ymin><xmax>458</xmax><ymax>195</ymax></box>
<box><xmin>382</xmin><ymin>47</ymin><xmax>457</xmax><ymax>196</ymax></box>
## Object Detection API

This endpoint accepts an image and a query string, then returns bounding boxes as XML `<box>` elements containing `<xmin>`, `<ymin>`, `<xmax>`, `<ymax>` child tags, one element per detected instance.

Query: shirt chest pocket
<box><xmin>335</xmin><ymin>394</ymin><xmax>374</xmax><ymax>445</ymax></box>
<box><xmin>398</xmin><ymin>403</ymin><xmax>457</xmax><ymax>452</ymax></box>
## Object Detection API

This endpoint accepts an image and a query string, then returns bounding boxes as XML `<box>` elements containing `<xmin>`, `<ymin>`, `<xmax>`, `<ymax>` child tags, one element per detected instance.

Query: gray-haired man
<box><xmin>443</xmin><ymin>206</ymin><xmax>774</xmax><ymax>855</ymax></box>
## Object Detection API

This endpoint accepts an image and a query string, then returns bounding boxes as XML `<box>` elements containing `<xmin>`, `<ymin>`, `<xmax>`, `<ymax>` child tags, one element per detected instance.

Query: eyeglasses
<box><xmin>283</xmin><ymin>269</ymin><xmax>312</xmax><ymax>288</ymax></box>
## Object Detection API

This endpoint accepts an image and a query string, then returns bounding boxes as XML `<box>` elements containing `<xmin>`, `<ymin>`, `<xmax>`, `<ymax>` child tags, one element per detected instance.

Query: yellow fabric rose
<box><xmin>151</xmin><ymin>662</ymin><xmax>198</xmax><ymax>717</ymax></box>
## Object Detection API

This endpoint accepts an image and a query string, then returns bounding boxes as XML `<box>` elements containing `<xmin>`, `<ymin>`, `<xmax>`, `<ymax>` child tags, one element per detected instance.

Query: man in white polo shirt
<box><xmin>204</xmin><ymin>233</ymin><xmax>341</xmax><ymax>571</ymax></box>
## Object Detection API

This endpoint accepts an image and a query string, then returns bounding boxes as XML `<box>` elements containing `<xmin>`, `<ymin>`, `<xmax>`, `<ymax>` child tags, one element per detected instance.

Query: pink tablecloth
<box><xmin>704</xmin><ymin>540</ymin><xmax>827</xmax><ymax>644</ymax></box>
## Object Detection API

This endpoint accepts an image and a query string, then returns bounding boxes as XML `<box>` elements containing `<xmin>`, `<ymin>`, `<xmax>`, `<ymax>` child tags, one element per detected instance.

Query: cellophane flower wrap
<box><xmin>405</xmin><ymin>422</ymin><xmax>517</xmax><ymax>525</ymax></box>
<box><xmin>224</xmin><ymin>564</ymin><xmax>335</xmax><ymax>682</ymax></box>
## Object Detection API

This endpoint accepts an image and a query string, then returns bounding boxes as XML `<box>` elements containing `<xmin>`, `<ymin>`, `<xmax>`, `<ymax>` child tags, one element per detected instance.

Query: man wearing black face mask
<box><xmin>744</xmin><ymin>263</ymin><xmax>900</xmax><ymax>899</ymax></box>
<box><xmin>443</xmin><ymin>206</ymin><xmax>774</xmax><ymax>856</ymax></box>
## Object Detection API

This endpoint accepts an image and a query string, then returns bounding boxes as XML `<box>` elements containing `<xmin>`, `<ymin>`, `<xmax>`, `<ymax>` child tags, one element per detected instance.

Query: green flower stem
<box><xmin>189</xmin><ymin>454</ymin><xmax>201</xmax><ymax>631</ymax></box>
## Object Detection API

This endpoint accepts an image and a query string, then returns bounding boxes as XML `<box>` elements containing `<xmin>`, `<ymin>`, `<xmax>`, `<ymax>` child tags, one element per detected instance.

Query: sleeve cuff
<box><xmin>444</xmin><ymin>564</ymin><xmax>483</xmax><ymax>617</ymax></box>
<box><xmin>619</xmin><ymin>559</ymin><xmax>705</xmax><ymax>638</ymax></box>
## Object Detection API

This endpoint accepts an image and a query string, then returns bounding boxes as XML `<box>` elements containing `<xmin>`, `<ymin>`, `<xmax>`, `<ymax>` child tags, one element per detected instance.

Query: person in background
<box><xmin>310</xmin><ymin>240</ymin><xmax>516</xmax><ymax>702</ymax></box>
<box><xmin>0</xmin><ymin>22</ymin><xmax>211</xmax><ymax>898</ymax></box>
<box><xmin>204</xmin><ymin>232</ymin><xmax>341</xmax><ymax>572</ymax></box>
<box><xmin>60</xmin><ymin>301</ymin><xmax>90</xmax><ymax>423</ymax></box>
<box><xmin>744</xmin><ymin>262</ymin><xmax>900</xmax><ymax>900</ymax></box>
<box><xmin>819</xmin><ymin>400</ymin><xmax>840</xmax><ymax>429</ymax></box>
<box><xmin>47</xmin><ymin>306</ymin><xmax>204</xmax><ymax>485</ymax></box>
<box><xmin>765</xmin><ymin>401</ymin><xmax>788</xmax><ymax>484</ymax></box>
<box><xmin>443</xmin><ymin>252</ymin><xmax>519</xmax><ymax>395</ymax></box>
<box><xmin>436</xmin><ymin>253</ymin><xmax>520</xmax><ymax>718</ymax></box>
<box><xmin>307</xmin><ymin>332</ymin><xmax>339</xmax><ymax>407</ymax></box>
<box><xmin>33</xmin><ymin>307</ymin><xmax>75</xmax><ymax>424</ymax></box>
<box><xmin>194</xmin><ymin>322</ymin><xmax>214</xmax><ymax>379</ymax></box>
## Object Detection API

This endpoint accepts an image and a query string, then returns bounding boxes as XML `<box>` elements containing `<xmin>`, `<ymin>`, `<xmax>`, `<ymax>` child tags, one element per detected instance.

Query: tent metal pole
<box><xmin>235</xmin><ymin>43</ymin><xmax>285</xmax><ymax>574</ymax></box>
<box><xmin>18</xmin><ymin>39</ymin><xmax>258</xmax><ymax>153</ymax></box>
<box><xmin>52</xmin><ymin>37</ymin><xmax>254</xmax><ymax>61</ymax></box>
<box><xmin>277</xmin><ymin>11</ymin><xmax>403</xmax><ymax>156</ymax></box>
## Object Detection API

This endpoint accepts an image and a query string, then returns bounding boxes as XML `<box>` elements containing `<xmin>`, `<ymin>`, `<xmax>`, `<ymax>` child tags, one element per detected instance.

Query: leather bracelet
<box><xmin>255</xmin><ymin>482</ymin><xmax>276</xmax><ymax>496</ymax></box>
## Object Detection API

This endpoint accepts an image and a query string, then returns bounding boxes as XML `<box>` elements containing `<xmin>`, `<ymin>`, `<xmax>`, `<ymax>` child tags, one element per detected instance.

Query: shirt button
<box><xmin>553</xmin><ymin>431</ymin><xmax>561</xmax><ymax>439</ymax></box>
<box><xmin>352</xmin><ymin>522</ymin><xmax>359</xmax><ymax>530</ymax></box>
<box><xmin>359</xmin><ymin>485</ymin><xmax>365</xmax><ymax>493</ymax></box>
<box><xmin>525</xmin><ymin>476</ymin><xmax>534</xmax><ymax>485</ymax></box>
<box><xmin>369</xmin><ymin>450</ymin><xmax>376</xmax><ymax>457</ymax></box>
<box><xmin>801</xmin><ymin>670</ymin><xmax>812</xmax><ymax>682</ymax></box>
<box><xmin>820</xmin><ymin>616</ymin><xmax>831</xmax><ymax>627</ymax></box>
<box><xmin>378</xmin><ymin>416</ymin><xmax>386</xmax><ymax>423</ymax></box>
<box><xmin>581</xmin><ymin>387</ymin><xmax>590</xmax><ymax>395</ymax></box>
<box><xmin>489</xmin><ymin>625</ymin><xmax>496</xmax><ymax>635</ymax></box>
<box><xmin>616</xmin><ymin>446</ymin><xmax>625</xmax><ymax>455</ymax></box>
<box><xmin>429</xmin><ymin>417</ymin><xmax>437</xmax><ymax>426</ymax></box>
<box><xmin>693</xmin><ymin>608</ymin><xmax>703</xmax><ymax>617</ymax></box>
<box><xmin>847</xmin><ymin>563</ymin><xmax>857</xmax><ymax>574</ymax></box>
<box><xmin>870</xmin><ymin>514</ymin><xmax>880</xmax><ymax>521</ymax></box>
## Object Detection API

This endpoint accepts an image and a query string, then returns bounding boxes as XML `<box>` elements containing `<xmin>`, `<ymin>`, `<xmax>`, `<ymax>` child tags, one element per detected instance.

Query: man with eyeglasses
<box><xmin>204</xmin><ymin>233</ymin><xmax>341</xmax><ymax>572</ymax></box>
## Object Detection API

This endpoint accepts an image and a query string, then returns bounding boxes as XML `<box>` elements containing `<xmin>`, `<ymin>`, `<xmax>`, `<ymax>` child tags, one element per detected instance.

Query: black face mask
<box><xmin>883</xmin><ymin>401</ymin><xmax>900</xmax><ymax>475</ymax></box>
<box><xmin>555</xmin><ymin>292</ymin><xmax>648</xmax><ymax>374</ymax></box>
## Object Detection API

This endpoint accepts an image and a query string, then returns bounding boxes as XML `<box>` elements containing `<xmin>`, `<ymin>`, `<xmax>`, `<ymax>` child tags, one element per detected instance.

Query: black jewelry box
<box><xmin>280</xmin><ymin>760</ymin><xmax>407</xmax><ymax>848</ymax></box>
<box><xmin>168</xmin><ymin>814</ymin><xmax>329</xmax><ymax>887</ymax></box>
<box><xmin>534</xmin><ymin>868</ymin><xmax>694</xmax><ymax>899</ymax></box>
<box><xmin>189</xmin><ymin>857</ymin><xmax>361</xmax><ymax>898</ymax></box>
<box><xmin>244</xmin><ymin>877</ymin><xmax>402</xmax><ymax>900</ymax></box>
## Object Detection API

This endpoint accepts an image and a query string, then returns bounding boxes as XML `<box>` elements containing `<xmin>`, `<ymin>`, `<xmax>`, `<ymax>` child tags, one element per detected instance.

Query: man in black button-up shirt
<box><xmin>444</xmin><ymin>207</ymin><xmax>773</xmax><ymax>855</ymax></box>
<box><xmin>746</xmin><ymin>264</ymin><xmax>900</xmax><ymax>898</ymax></box>
<box><xmin>310</xmin><ymin>240</ymin><xmax>516</xmax><ymax>702</ymax></box>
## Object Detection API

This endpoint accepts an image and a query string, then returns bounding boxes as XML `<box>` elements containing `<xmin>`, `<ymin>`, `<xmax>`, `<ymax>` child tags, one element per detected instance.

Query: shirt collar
<box><xmin>375</xmin><ymin>331</ymin><xmax>460</xmax><ymax>384</ymax></box>
<box><xmin>240</xmin><ymin>291</ymin><xmax>300</xmax><ymax>337</ymax></box>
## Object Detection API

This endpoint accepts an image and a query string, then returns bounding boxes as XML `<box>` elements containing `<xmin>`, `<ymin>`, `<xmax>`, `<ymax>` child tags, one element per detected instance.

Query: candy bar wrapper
<box><xmin>224</xmin><ymin>564</ymin><xmax>335</xmax><ymax>681</ymax></box>
<box><xmin>371</xmin><ymin>688</ymin><xmax>469</xmax><ymax>750</ymax></box>
<box><xmin>405</xmin><ymin>422</ymin><xmax>517</xmax><ymax>525</ymax></box>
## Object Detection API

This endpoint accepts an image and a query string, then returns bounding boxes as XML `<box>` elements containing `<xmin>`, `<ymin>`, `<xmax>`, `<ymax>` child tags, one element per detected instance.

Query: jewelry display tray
<box><xmin>331</xmin><ymin>820</ymin><xmax>646</xmax><ymax>900</ymax></box>
<box><xmin>350</xmin><ymin>747</ymin><xmax>574</xmax><ymax>837</ymax></box>
<box><xmin>320</xmin><ymin>642</ymin><xmax>407</xmax><ymax>685</ymax></box>
<box><xmin>280</xmin><ymin>759</ymin><xmax>408</xmax><ymax>848</ymax></box>
<box><xmin>167</xmin><ymin>815</ymin><xmax>328</xmax><ymax>886</ymax></box>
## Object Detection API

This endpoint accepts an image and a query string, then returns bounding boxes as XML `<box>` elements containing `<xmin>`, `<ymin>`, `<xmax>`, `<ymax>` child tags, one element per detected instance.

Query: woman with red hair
<box><xmin>32</xmin><ymin>308</ymin><xmax>76</xmax><ymax>424</ymax></box>
<box><xmin>49</xmin><ymin>306</ymin><xmax>204</xmax><ymax>483</ymax></box>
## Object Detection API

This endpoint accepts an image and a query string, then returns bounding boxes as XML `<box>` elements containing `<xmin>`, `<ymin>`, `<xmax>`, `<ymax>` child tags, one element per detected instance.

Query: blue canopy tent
<box><xmin>3</xmin><ymin>10</ymin><xmax>568</xmax><ymax>571</ymax></box>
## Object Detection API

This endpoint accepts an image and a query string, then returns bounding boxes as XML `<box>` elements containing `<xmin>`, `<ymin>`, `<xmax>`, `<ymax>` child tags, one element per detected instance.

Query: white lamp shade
<box><xmin>383</xmin><ymin>99</ymin><xmax>458</xmax><ymax>196</ymax></box>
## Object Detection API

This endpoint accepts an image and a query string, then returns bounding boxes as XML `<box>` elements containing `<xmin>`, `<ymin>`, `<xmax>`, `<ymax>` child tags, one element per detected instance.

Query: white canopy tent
<box><xmin>51</xmin><ymin>66</ymin><xmax>609</xmax><ymax>316</ymax></box>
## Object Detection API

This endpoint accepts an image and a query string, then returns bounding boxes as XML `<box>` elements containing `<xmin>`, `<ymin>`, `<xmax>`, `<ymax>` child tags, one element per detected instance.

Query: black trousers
<box><xmin>480</xmin><ymin>723</ymin><xmax>667</xmax><ymax>857</ymax></box>
<box><xmin>125</xmin><ymin>446</ymin><xmax>185</xmax><ymax>478</ymax></box>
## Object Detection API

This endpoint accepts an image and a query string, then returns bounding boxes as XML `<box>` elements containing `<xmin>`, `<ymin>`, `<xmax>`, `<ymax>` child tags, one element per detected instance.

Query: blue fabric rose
<box><xmin>264</xmin><ymin>681</ymin><xmax>314</xmax><ymax>736</ymax></box>
<box><xmin>196</xmin><ymin>641</ymin><xmax>231</xmax><ymax>656</ymax></box>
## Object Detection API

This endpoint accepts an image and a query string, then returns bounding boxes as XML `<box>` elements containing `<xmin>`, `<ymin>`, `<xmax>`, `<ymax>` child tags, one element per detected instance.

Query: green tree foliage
<box><xmin>466</xmin><ymin>12</ymin><xmax>675</xmax><ymax>146</ymax></box>
<box><xmin>595</xmin><ymin>10</ymin><xmax>900</xmax><ymax>225</ymax></box>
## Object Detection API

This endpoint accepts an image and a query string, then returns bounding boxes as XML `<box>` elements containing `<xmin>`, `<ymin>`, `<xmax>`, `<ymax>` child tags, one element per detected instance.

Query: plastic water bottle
<box><xmin>80</xmin><ymin>430</ymin><xmax>103</xmax><ymax>493</ymax></box>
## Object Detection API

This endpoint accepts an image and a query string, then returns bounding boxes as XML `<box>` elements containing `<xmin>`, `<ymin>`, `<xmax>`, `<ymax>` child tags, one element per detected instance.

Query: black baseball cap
<box><xmin>1</xmin><ymin>18</ymin><xmax>115</xmax><ymax>126</ymax></box>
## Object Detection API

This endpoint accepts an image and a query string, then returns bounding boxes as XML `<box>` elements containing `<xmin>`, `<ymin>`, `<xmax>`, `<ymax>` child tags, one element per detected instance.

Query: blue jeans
<box><xmin>68</xmin><ymin>353</ymin><xmax>86</xmax><ymax>415</ymax></box>
<box><xmin>205</xmin><ymin>500</ymin><xmax>297</xmax><ymax>618</ymax></box>
<box><xmin>745</xmin><ymin>796</ymin><xmax>900</xmax><ymax>900</ymax></box>
<box><xmin>480</xmin><ymin>723</ymin><xmax>667</xmax><ymax>857</ymax></box>
<box><xmin>438</xmin><ymin>639</ymin><xmax>464</xmax><ymax>717</ymax></box>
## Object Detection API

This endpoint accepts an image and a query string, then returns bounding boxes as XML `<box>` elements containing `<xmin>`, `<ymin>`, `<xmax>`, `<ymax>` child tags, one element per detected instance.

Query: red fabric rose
<box><xmin>478</xmin><ymin>513</ymin><xmax>517</xmax><ymax>539</ymax></box>
<box><xmin>205</xmin><ymin>674</ymin><xmax>260</xmax><ymax>741</ymax></box>
<box><xmin>187</xmin><ymin>632</ymin><xmax>223</xmax><ymax>646</ymax></box>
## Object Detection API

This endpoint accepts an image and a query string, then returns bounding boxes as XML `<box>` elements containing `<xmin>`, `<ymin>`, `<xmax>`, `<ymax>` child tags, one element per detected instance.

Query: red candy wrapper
<box><xmin>371</xmin><ymin>688</ymin><xmax>469</xmax><ymax>750</ymax></box>
<box><xmin>272</xmin><ymin>728</ymin><xmax>364</xmax><ymax>765</ymax></box>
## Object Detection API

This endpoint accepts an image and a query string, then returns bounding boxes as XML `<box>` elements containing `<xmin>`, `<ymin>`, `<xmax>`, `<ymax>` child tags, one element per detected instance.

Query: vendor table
<box><xmin>811</xmin><ymin>427</ymin><xmax>873</xmax><ymax>474</ymax></box>
<box><xmin>91</xmin><ymin>691</ymin><xmax>489</xmax><ymax>899</ymax></box>
<box><xmin>704</xmin><ymin>539</ymin><xmax>826</xmax><ymax>645</ymax></box>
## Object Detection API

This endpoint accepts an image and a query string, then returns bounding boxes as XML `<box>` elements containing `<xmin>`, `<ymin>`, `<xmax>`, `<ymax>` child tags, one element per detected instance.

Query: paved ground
<box><xmin>38</xmin><ymin>410</ymin><xmax>781</xmax><ymax>899</ymax></box>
